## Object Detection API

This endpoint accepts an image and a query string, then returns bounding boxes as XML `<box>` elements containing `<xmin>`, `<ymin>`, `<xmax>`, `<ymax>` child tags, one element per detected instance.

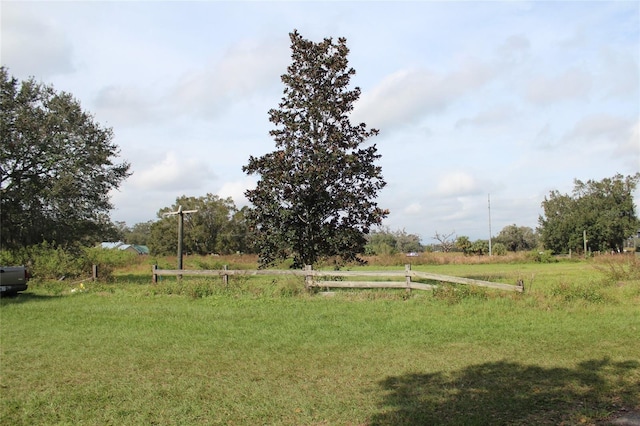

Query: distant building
<box><xmin>100</xmin><ymin>242</ymin><xmax>149</xmax><ymax>255</ymax></box>
<box><xmin>100</xmin><ymin>241</ymin><xmax>124</xmax><ymax>250</ymax></box>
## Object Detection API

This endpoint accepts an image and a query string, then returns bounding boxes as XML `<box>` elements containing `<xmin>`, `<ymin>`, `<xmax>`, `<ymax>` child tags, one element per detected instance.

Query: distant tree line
<box><xmin>119</xmin><ymin>170</ymin><xmax>637</xmax><ymax>258</ymax></box>
<box><xmin>115</xmin><ymin>194</ymin><xmax>253</xmax><ymax>256</ymax></box>
<box><xmin>364</xmin><ymin>228</ymin><xmax>423</xmax><ymax>255</ymax></box>
<box><xmin>454</xmin><ymin>225</ymin><xmax>538</xmax><ymax>256</ymax></box>
<box><xmin>363</xmin><ymin>224</ymin><xmax>541</xmax><ymax>257</ymax></box>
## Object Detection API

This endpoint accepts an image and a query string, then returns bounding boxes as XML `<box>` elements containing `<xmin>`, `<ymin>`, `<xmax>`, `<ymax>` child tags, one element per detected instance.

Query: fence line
<box><xmin>152</xmin><ymin>265</ymin><xmax>524</xmax><ymax>293</ymax></box>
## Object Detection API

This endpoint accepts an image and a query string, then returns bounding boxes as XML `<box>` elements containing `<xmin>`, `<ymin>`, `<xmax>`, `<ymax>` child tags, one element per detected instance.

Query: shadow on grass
<box><xmin>371</xmin><ymin>358</ymin><xmax>640</xmax><ymax>425</ymax></box>
<box><xmin>0</xmin><ymin>292</ymin><xmax>62</xmax><ymax>304</ymax></box>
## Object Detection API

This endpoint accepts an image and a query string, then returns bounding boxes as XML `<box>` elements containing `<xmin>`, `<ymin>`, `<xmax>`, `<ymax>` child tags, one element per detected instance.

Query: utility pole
<box><xmin>163</xmin><ymin>205</ymin><xmax>198</xmax><ymax>270</ymax></box>
<box><xmin>488</xmin><ymin>194</ymin><xmax>493</xmax><ymax>256</ymax></box>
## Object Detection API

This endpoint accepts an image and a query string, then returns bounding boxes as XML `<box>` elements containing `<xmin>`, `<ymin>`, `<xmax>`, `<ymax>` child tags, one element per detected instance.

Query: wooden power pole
<box><xmin>163</xmin><ymin>205</ymin><xmax>198</xmax><ymax>270</ymax></box>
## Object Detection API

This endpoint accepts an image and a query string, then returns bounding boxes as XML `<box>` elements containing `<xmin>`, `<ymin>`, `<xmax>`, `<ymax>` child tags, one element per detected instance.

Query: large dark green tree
<box><xmin>0</xmin><ymin>67</ymin><xmax>131</xmax><ymax>249</ymax></box>
<box><xmin>243</xmin><ymin>30</ymin><xmax>387</xmax><ymax>267</ymax></box>
<box><xmin>149</xmin><ymin>194</ymin><xmax>251</xmax><ymax>256</ymax></box>
<box><xmin>494</xmin><ymin>224</ymin><xmax>538</xmax><ymax>252</ymax></box>
<box><xmin>538</xmin><ymin>173</ymin><xmax>640</xmax><ymax>254</ymax></box>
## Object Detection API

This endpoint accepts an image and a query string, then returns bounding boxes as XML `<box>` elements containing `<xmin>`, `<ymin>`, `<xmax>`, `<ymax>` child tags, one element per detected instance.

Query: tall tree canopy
<box><xmin>538</xmin><ymin>173</ymin><xmax>640</xmax><ymax>253</ymax></box>
<box><xmin>0</xmin><ymin>68</ymin><xmax>131</xmax><ymax>249</ymax></box>
<box><xmin>494</xmin><ymin>224</ymin><xmax>538</xmax><ymax>252</ymax></box>
<box><xmin>149</xmin><ymin>194</ymin><xmax>251</xmax><ymax>256</ymax></box>
<box><xmin>243</xmin><ymin>30</ymin><xmax>387</xmax><ymax>267</ymax></box>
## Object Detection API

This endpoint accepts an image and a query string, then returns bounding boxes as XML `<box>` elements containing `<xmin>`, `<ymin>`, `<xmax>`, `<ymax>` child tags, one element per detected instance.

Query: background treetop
<box><xmin>148</xmin><ymin>194</ymin><xmax>252</xmax><ymax>256</ymax></box>
<box><xmin>538</xmin><ymin>173</ymin><xmax>640</xmax><ymax>254</ymax></box>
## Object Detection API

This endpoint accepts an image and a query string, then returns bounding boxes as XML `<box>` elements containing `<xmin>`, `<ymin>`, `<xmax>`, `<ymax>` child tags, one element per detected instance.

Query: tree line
<box><xmin>2</xmin><ymin>30</ymin><xmax>639</xmax><ymax>265</ymax></box>
<box><xmin>114</xmin><ymin>194</ymin><xmax>253</xmax><ymax>256</ymax></box>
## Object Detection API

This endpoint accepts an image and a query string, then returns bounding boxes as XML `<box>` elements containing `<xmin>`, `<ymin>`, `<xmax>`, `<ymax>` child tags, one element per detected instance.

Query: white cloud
<box><xmin>434</xmin><ymin>172</ymin><xmax>483</xmax><ymax>197</ymax></box>
<box><xmin>496</xmin><ymin>34</ymin><xmax>531</xmax><ymax>64</ymax></box>
<box><xmin>171</xmin><ymin>38</ymin><xmax>289</xmax><ymax>118</ymax></box>
<box><xmin>216</xmin><ymin>178</ymin><xmax>257</xmax><ymax>207</ymax></box>
<box><xmin>525</xmin><ymin>68</ymin><xmax>592</xmax><ymax>105</ymax></box>
<box><xmin>403</xmin><ymin>203</ymin><xmax>422</xmax><ymax>215</ymax></box>
<box><xmin>0</xmin><ymin>4</ymin><xmax>75</xmax><ymax>77</ymax></box>
<box><xmin>564</xmin><ymin>114</ymin><xmax>633</xmax><ymax>145</ymax></box>
<box><xmin>599</xmin><ymin>48</ymin><xmax>639</xmax><ymax>99</ymax></box>
<box><xmin>93</xmin><ymin>85</ymin><xmax>159</xmax><ymax>127</ymax></box>
<box><xmin>131</xmin><ymin>152</ymin><xmax>215</xmax><ymax>191</ymax></box>
<box><xmin>614</xmin><ymin>120</ymin><xmax>640</xmax><ymax>170</ymax></box>
<box><xmin>353</xmin><ymin>59</ymin><xmax>494</xmax><ymax>130</ymax></box>
<box><xmin>455</xmin><ymin>104</ymin><xmax>517</xmax><ymax>128</ymax></box>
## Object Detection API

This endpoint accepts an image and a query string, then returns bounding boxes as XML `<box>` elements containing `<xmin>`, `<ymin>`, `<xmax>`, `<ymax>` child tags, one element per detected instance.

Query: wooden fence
<box><xmin>152</xmin><ymin>264</ymin><xmax>524</xmax><ymax>293</ymax></box>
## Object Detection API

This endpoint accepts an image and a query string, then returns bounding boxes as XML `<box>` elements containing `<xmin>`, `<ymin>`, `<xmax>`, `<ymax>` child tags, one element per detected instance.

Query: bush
<box><xmin>0</xmin><ymin>243</ymin><xmax>138</xmax><ymax>282</ymax></box>
<box><xmin>527</xmin><ymin>250</ymin><xmax>557</xmax><ymax>263</ymax></box>
<box><xmin>492</xmin><ymin>243</ymin><xmax>507</xmax><ymax>256</ymax></box>
<box><xmin>0</xmin><ymin>242</ymin><xmax>86</xmax><ymax>280</ymax></box>
<box><xmin>83</xmin><ymin>246</ymin><xmax>138</xmax><ymax>282</ymax></box>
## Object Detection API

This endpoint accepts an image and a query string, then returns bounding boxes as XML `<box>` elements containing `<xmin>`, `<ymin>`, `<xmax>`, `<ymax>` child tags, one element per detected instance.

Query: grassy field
<box><xmin>1</xmin><ymin>254</ymin><xmax>639</xmax><ymax>425</ymax></box>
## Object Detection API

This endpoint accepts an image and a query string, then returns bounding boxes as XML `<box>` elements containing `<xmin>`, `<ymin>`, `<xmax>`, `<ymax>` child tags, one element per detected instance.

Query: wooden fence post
<box><xmin>92</xmin><ymin>264</ymin><xmax>98</xmax><ymax>281</ymax></box>
<box><xmin>152</xmin><ymin>265</ymin><xmax>158</xmax><ymax>284</ymax></box>
<box><xmin>405</xmin><ymin>264</ymin><xmax>412</xmax><ymax>293</ymax></box>
<box><xmin>305</xmin><ymin>265</ymin><xmax>313</xmax><ymax>290</ymax></box>
<box><xmin>223</xmin><ymin>265</ymin><xmax>228</xmax><ymax>287</ymax></box>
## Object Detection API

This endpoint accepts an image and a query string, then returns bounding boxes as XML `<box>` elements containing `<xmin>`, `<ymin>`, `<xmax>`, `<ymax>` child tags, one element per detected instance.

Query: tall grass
<box><xmin>360</xmin><ymin>250</ymin><xmax>559</xmax><ymax>267</ymax></box>
<box><xmin>592</xmin><ymin>254</ymin><xmax>640</xmax><ymax>283</ymax></box>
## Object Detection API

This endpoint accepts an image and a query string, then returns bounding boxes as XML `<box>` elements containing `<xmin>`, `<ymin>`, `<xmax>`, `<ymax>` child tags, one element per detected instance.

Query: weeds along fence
<box><xmin>152</xmin><ymin>264</ymin><xmax>524</xmax><ymax>293</ymax></box>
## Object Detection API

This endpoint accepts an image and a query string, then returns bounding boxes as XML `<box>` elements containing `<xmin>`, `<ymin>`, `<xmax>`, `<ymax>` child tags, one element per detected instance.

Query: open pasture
<box><xmin>1</xmin><ymin>255</ymin><xmax>639</xmax><ymax>425</ymax></box>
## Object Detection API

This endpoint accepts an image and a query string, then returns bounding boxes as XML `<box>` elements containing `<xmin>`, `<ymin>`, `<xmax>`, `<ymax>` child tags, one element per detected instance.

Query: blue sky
<box><xmin>2</xmin><ymin>1</ymin><xmax>638</xmax><ymax>242</ymax></box>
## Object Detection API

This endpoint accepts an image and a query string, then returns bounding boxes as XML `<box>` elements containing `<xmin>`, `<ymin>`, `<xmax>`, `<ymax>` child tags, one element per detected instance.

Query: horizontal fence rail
<box><xmin>152</xmin><ymin>265</ymin><xmax>524</xmax><ymax>293</ymax></box>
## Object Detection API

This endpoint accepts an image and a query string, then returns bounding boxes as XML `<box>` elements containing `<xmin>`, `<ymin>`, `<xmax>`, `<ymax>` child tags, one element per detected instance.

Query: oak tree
<box><xmin>494</xmin><ymin>224</ymin><xmax>538</xmax><ymax>252</ymax></box>
<box><xmin>0</xmin><ymin>68</ymin><xmax>131</xmax><ymax>249</ymax></box>
<box><xmin>149</xmin><ymin>194</ymin><xmax>250</xmax><ymax>255</ymax></box>
<box><xmin>243</xmin><ymin>31</ymin><xmax>387</xmax><ymax>267</ymax></box>
<box><xmin>538</xmin><ymin>173</ymin><xmax>640</xmax><ymax>253</ymax></box>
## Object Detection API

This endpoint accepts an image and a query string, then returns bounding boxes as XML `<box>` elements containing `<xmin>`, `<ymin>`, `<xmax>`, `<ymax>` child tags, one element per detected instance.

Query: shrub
<box><xmin>83</xmin><ymin>246</ymin><xmax>138</xmax><ymax>282</ymax></box>
<box><xmin>527</xmin><ymin>250</ymin><xmax>557</xmax><ymax>263</ymax></box>
<box><xmin>1</xmin><ymin>242</ymin><xmax>87</xmax><ymax>280</ymax></box>
<box><xmin>592</xmin><ymin>254</ymin><xmax>640</xmax><ymax>284</ymax></box>
<box><xmin>0</xmin><ymin>243</ymin><xmax>139</xmax><ymax>282</ymax></box>
<box><xmin>492</xmin><ymin>243</ymin><xmax>507</xmax><ymax>256</ymax></box>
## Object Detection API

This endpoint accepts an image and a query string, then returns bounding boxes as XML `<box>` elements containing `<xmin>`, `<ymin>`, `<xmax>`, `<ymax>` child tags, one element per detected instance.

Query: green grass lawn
<box><xmin>1</xmin><ymin>259</ymin><xmax>639</xmax><ymax>425</ymax></box>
